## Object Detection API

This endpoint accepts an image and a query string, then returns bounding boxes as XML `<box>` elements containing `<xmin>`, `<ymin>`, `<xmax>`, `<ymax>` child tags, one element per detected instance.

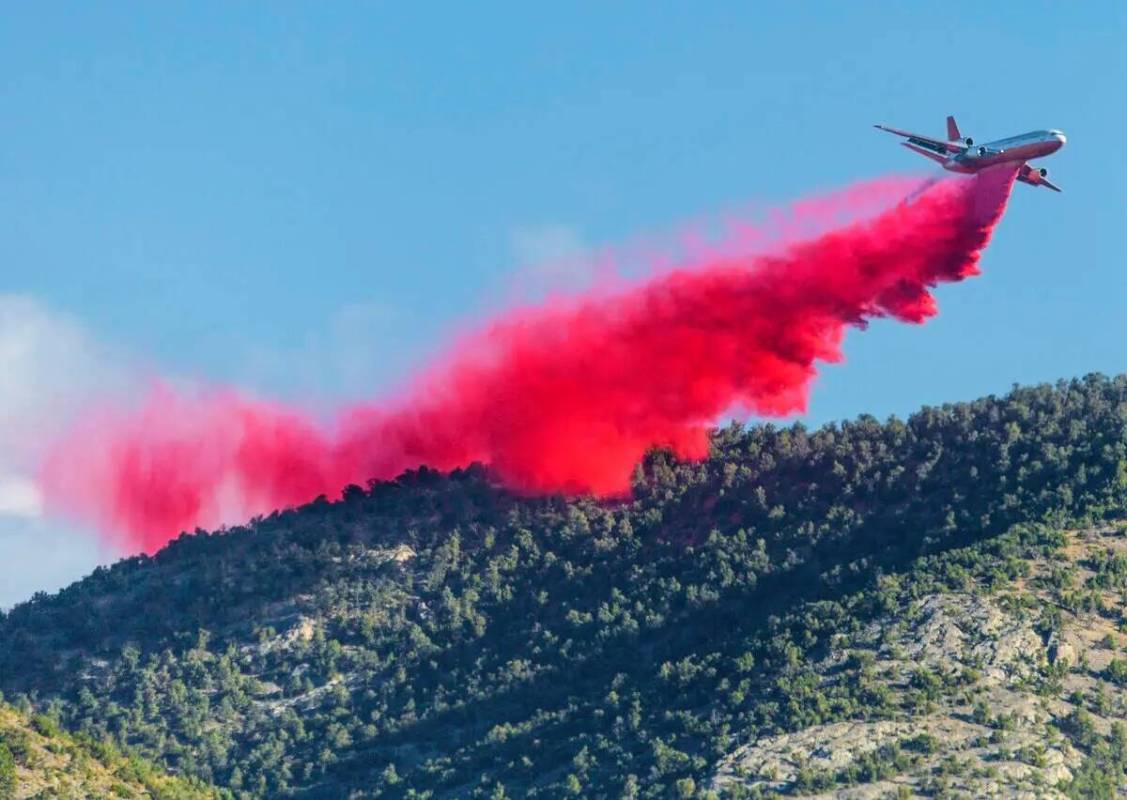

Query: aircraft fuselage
<box><xmin>942</xmin><ymin>130</ymin><xmax>1067</xmax><ymax>174</ymax></box>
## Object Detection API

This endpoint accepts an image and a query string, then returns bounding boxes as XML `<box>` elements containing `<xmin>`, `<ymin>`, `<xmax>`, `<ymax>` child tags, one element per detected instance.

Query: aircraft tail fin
<box><xmin>946</xmin><ymin>115</ymin><xmax>962</xmax><ymax>142</ymax></box>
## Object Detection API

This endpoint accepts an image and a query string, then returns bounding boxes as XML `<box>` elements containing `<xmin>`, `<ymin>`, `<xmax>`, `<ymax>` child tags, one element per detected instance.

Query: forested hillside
<box><xmin>0</xmin><ymin>699</ymin><xmax>223</xmax><ymax>799</ymax></box>
<box><xmin>5</xmin><ymin>375</ymin><xmax>1127</xmax><ymax>798</ymax></box>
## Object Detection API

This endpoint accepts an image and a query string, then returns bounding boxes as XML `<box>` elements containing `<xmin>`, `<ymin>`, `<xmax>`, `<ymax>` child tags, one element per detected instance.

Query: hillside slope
<box><xmin>711</xmin><ymin>522</ymin><xmax>1127</xmax><ymax>798</ymax></box>
<box><xmin>5</xmin><ymin>375</ymin><xmax>1127</xmax><ymax>797</ymax></box>
<box><xmin>0</xmin><ymin>700</ymin><xmax>223</xmax><ymax>799</ymax></box>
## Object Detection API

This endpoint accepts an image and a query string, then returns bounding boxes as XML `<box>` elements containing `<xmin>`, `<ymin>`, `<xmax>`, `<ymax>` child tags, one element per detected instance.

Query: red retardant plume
<box><xmin>41</xmin><ymin>167</ymin><xmax>1018</xmax><ymax>553</ymax></box>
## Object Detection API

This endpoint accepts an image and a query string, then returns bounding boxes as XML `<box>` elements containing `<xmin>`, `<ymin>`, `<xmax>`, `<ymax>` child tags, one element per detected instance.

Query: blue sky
<box><xmin>1</xmin><ymin>4</ymin><xmax>1124</xmax><ymax>606</ymax></box>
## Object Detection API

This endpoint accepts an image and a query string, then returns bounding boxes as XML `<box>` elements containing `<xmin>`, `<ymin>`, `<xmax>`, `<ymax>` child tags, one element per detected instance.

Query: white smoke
<box><xmin>0</xmin><ymin>294</ymin><xmax>131</xmax><ymax>606</ymax></box>
<box><xmin>0</xmin><ymin>295</ymin><xmax>134</xmax><ymax>505</ymax></box>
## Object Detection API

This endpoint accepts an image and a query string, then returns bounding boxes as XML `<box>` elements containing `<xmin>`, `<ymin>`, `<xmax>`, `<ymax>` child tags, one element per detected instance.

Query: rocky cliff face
<box><xmin>714</xmin><ymin>525</ymin><xmax>1127</xmax><ymax>798</ymax></box>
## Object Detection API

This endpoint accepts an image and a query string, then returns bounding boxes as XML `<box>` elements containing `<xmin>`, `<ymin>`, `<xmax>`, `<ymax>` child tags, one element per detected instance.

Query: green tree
<box><xmin>0</xmin><ymin>741</ymin><xmax>16</xmax><ymax>800</ymax></box>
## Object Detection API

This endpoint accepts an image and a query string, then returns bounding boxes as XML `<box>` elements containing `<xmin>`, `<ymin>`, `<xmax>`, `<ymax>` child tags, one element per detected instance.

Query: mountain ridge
<box><xmin>5</xmin><ymin>375</ymin><xmax>1127</xmax><ymax>797</ymax></box>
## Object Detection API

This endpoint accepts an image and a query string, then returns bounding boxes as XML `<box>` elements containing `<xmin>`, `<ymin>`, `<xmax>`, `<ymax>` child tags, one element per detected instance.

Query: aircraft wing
<box><xmin>900</xmin><ymin>142</ymin><xmax>948</xmax><ymax>166</ymax></box>
<box><xmin>1018</xmin><ymin>163</ymin><xmax>1062</xmax><ymax>192</ymax></box>
<box><xmin>874</xmin><ymin>124</ymin><xmax>963</xmax><ymax>155</ymax></box>
<box><xmin>1042</xmin><ymin>176</ymin><xmax>1062</xmax><ymax>192</ymax></box>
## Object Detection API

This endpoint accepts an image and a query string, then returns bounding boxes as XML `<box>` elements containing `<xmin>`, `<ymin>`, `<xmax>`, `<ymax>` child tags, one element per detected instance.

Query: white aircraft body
<box><xmin>875</xmin><ymin>115</ymin><xmax>1066</xmax><ymax>192</ymax></box>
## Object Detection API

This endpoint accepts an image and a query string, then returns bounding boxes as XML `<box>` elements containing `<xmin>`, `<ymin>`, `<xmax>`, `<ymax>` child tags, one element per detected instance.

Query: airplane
<box><xmin>874</xmin><ymin>115</ymin><xmax>1066</xmax><ymax>192</ymax></box>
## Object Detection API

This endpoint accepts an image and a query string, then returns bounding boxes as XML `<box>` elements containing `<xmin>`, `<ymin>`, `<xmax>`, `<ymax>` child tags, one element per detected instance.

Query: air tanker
<box><xmin>876</xmin><ymin>115</ymin><xmax>1066</xmax><ymax>192</ymax></box>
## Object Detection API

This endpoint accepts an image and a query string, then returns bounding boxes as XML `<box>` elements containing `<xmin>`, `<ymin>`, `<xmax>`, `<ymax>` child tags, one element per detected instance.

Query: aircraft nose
<box><xmin>1054</xmin><ymin>131</ymin><xmax>1067</xmax><ymax>146</ymax></box>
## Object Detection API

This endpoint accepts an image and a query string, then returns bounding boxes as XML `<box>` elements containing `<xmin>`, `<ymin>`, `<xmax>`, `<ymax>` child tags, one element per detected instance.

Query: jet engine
<box><xmin>1038</xmin><ymin>167</ymin><xmax>1048</xmax><ymax>177</ymax></box>
<box><xmin>977</xmin><ymin>146</ymin><xmax>988</xmax><ymax>156</ymax></box>
<box><xmin>964</xmin><ymin>137</ymin><xmax>974</xmax><ymax>147</ymax></box>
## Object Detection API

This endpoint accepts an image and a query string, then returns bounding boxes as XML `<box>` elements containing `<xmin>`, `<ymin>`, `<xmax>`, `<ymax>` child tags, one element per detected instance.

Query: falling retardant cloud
<box><xmin>40</xmin><ymin>167</ymin><xmax>1019</xmax><ymax>556</ymax></box>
